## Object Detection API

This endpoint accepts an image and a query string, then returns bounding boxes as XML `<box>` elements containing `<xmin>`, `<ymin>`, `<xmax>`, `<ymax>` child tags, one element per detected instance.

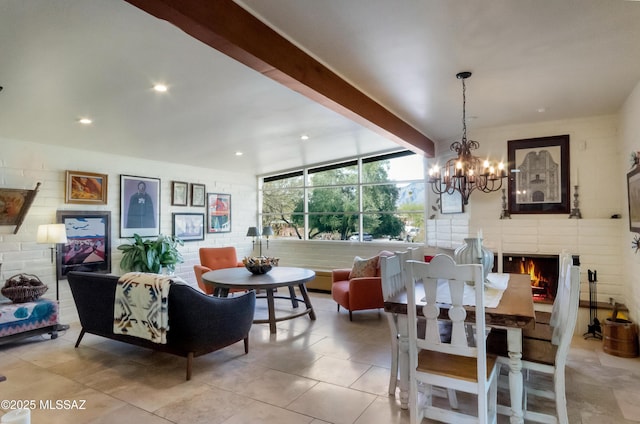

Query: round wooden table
<box><xmin>202</xmin><ymin>267</ymin><xmax>316</xmax><ymax>334</ymax></box>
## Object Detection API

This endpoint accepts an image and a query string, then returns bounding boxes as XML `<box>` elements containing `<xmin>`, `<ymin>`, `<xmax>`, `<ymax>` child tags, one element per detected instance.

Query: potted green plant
<box><xmin>117</xmin><ymin>233</ymin><xmax>184</xmax><ymax>274</ymax></box>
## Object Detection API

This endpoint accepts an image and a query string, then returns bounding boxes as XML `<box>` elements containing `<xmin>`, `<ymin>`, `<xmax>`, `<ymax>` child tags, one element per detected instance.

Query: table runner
<box><xmin>427</xmin><ymin>273</ymin><xmax>510</xmax><ymax>308</ymax></box>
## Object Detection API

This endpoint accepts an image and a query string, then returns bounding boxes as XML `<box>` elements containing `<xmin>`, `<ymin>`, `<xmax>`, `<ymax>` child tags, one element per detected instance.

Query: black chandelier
<box><xmin>428</xmin><ymin>72</ymin><xmax>507</xmax><ymax>205</ymax></box>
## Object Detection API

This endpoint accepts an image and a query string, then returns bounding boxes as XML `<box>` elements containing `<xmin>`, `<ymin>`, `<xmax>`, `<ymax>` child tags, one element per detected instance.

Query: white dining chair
<box><xmin>521</xmin><ymin>260</ymin><xmax>580</xmax><ymax>424</ymax></box>
<box><xmin>380</xmin><ymin>253</ymin><xmax>406</xmax><ymax>395</ymax></box>
<box><xmin>406</xmin><ymin>254</ymin><xmax>498</xmax><ymax>424</ymax></box>
<box><xmin>381</xmin><ymin>251</ymin><xmax>458</xmax><ymax>408</ymax></box>
<box><xmin>493</xmin><ymin>252</ymin><xmax>579</xmax><ymax>424</ymax></box>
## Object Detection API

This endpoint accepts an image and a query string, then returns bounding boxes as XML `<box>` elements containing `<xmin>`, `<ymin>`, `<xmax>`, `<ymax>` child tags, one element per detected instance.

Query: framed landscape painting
<box><xmin>206</xmin><ymin>193</ymin><xmax>231</xmax><ymax>233</ymax></box>
<box><xmin>56</xmin><ymin>210</ymin><xmax>111</xmax><ymax>280</ymax></box>
<box><xmin>172</xmin><ymin>212</ymin><xmax>205</xmax><ymax>241</ymax></box>
<box><xmin>507</xmin><ymin>135</ymin><xmax>570</xmax><ymax>214</ymax></box>
<box><xmin>65</xmin><ymin>170</ymin><xmax>108</xmax><ymax>204</ymax></box>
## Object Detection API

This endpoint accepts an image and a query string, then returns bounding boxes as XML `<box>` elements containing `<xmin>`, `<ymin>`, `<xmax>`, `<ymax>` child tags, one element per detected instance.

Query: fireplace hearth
<box><xmin>492</xmin><ymin>253</ymin><xmax>579</xmax><ymax>303</ymax></box>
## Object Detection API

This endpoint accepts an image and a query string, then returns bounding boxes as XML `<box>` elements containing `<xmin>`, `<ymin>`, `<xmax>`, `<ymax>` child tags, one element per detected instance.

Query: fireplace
<box><xmin>492</xmin><ymin>254</ymin><xmax>579</xmax><ymax>304</ymax></box>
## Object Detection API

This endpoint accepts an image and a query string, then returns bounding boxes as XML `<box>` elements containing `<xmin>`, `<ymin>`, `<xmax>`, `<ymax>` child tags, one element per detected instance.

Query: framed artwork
<box><xmin>56</xmin><ymin>210</ymin><xmax>111</xmax><ymax>280</ymax></box>
<box><xmin>628</xmin><ymin>166</ymin><xmax>640</xmax><ymax>232</ymax></box>
<box><xmin>0</xmin><ymin>183</ymin><xmax>40</xmax><ymax>234</ymax></box>
<box><xmin>171</xmin><ymin>181</ymin><xmax>188</xmax><ymax>206</ymax></box>
<box><xmin>191</xmin><ymin>183</ymin><xmax>205</xmax><ymax>207</ymax></box>
<box><xmin>508</xmin><ymin>135</ymin><xmax>570</xmax><ymax>214</ymax></box>
<box><xmin>172</xmin><ymin>212</ymin><xmax>205</xmax><ymax>241</ymax></box>
<box><xmin>120</xmin><ymin>175</ymin><xmax>160</xmax><ymax>238</ymax></box>
<box><xmin>65</xmin><ymin>170</ymin><xmax>108</xmax><ymax>204</ymax></box>
<box><xmin>440</xmin><ymin>191</ymin><xmax>464</xmax><ymax>214</ymax></box>
<box><xmin>206</xmin><ymin>193</ymin><xmax>231</xmax><ymax>233</ymax></box>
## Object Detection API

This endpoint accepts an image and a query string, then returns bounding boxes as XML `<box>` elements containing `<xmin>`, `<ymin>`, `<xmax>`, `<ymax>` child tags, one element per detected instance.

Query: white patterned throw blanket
<box><xmin>113</xmin><ymin>272</ymin><xmax>178</xmax><ymax>344</ymax></box>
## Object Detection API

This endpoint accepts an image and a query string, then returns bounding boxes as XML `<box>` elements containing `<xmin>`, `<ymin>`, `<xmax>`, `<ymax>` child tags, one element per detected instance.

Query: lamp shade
<box><xmin>261</xmin><ymin>226</ymin><xmax>274</xmax><ymax>237</ymax></box>
<box><xmin>246</xmin><ymin>226</ymin><xmax>259</xmax><ymax>237</ymax></box>
<box><xmin>37</xmin><ymin>224</ymin><xmax>68</xmax><ymax>244</ymax></box>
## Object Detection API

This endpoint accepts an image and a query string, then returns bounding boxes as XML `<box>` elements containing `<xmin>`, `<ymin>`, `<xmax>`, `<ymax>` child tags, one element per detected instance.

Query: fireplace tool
<box><xmin>584</xmin><ymin>269</ymin><xmax>602</xmax><ymax>339</ymax></box>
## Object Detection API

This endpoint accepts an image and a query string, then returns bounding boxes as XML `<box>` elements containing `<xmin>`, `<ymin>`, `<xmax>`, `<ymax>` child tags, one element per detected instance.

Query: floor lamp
<box><xmin>37</xmin><ymin>224</ymin><xmax>69</xmax><ymax>331</ymax></box>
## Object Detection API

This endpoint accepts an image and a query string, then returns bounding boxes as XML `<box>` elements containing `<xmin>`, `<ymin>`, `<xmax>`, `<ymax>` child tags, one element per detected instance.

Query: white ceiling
<box><xmin>1</xmin><ymin>0</ymin><xmax>640</xmax><ymax>176</ymax></box>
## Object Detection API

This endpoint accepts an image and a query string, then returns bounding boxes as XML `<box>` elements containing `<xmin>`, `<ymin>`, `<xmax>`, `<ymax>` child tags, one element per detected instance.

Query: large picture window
<box><xmin>260</xmin><ymin>151</ymin><xmax>426</xmax><ymax>243</ymax></box>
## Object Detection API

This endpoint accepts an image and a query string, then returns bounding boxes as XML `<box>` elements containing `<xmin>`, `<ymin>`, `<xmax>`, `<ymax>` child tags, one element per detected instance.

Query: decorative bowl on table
<box><xmin>2</xmin><ymin>273</ymin><xmax>48</xmax><ymax>303</ymax></box>
<box><xmin>242</xmin><ymin>256</ymin><xmax>279</xmax><ymax>275</ymax></box>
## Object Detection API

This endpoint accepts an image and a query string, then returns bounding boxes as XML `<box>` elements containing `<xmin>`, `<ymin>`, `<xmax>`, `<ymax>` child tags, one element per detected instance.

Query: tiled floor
<box><xmin>1</xmin><ymin>285</ymin><xmax>640</xmax><ymax>423</ymax></box>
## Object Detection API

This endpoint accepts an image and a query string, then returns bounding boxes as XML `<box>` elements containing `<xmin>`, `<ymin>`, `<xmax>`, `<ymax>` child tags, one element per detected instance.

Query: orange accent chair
<box><xmin>194</xmin><ymin>247</ymin><xmax>244</xmax><ymax>295</ymax></box>
<box><xmin>331</xmin><ymin>251</ymin><xmax>394</xmax><ymax>320</ymax></box>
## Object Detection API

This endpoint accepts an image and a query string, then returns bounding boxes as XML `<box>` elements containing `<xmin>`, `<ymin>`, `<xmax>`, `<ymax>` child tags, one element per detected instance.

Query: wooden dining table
<box><xmin>384</xmin><ymin>273</ymin><xmax>535</xmax><ymax>424</ymax></box>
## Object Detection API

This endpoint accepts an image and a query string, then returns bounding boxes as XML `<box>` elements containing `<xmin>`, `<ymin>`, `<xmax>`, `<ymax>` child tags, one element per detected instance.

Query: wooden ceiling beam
<box><xmin>124</xmin><ymin>0</ymin><xmax>434</xmax><ymax>157</ymax></box>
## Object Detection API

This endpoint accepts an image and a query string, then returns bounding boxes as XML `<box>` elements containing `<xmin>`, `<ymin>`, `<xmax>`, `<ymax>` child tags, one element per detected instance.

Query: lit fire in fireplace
<box><xmin>519</xmin><ymin>259</ymin><xmax>550</xmax><ymax>299</ymax></box>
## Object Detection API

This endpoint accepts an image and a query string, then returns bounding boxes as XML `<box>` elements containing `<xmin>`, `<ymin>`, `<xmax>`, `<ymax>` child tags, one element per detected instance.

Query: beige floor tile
<box><xmin>221</xmin><ymin>399</ymin><xmax>314</xmax><ymax>424</ymax></box>
<box><xmin>353</xmin><ymin>396</ymin><xmax>409</xmax><ymax>424</ymax></box>
<box><xmin>287</xmin><ymin>381</ymin><xmax>377</xmax><ymax>424</ymax></box>
<box><xmin>88</xmin><ymin>404</ymin><xmax>175</xmax><ymax>424</ymax></box>
<box><xmin>232</xmin><ymin>369</ymin><xmax>318</xmax><ymax>407</ymax></box>
<box><xmin>155</xmin><ymin>386</ymin><xmax>255</xmax><ymax>424</ymax></box>
<box><xmin>28</xmin><ymin>387</ymin><xmax>126</xmax><ymax>424</ymax></box>
<box><xmin>296</xmin><ymin>356</ymin><xmax>371</xmax><ymax>387</ymax></box>
<box><xmin>614</xmin><ymin>388</ymin><xmax>640</xmax><ymax>422</ymax></box>
<box><xmin>349</xmin><ymin>365</ymin><xmax>391</xmax><ymax>396</ymax></box>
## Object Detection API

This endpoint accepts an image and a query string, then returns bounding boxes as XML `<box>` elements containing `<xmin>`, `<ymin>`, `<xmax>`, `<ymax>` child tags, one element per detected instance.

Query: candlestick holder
<box><xmin>569</xmin><ymin>185</ymin><xmax>582</xmax><ymax>219</ymax></box>
<box><xmin>499</xmin><ymin>188</ymin><xmax>511</xmax><ymax>219</ymax></box>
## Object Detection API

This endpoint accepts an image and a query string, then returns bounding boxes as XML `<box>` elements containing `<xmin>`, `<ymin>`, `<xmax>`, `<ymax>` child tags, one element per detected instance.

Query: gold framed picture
<box><xmin>65</xmin><ymin>171</ymin><xmax>108</xmax><ymax>204</ymax></box>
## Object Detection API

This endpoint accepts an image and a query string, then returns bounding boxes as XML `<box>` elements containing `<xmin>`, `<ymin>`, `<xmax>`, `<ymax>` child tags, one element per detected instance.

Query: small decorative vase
<box><xmin>454</xmin><ymin>238</ymin><xmax>494</xmax><ymax>283</ymax></box>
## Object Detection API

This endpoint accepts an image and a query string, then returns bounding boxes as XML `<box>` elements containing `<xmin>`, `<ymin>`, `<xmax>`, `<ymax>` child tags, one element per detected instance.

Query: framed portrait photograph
<box><xmin>120</xmin><ymin>175</ymin><xmax>160</xmax><ymax>238</ymax></box>
<box><xmin>65</xmin><ymin>170</ymin><xmax>108</xmax><ymax>204</ymax></box>
<box><xmin>191</xmin><ymin>183</ymin><xmax>205</xmax><ymax>207</ymax></box>
<box><xmin>628</xmin><ymin>166</ymin><xmax>640</xmax><ymax>232</ymax></box>
<box><xmin>206</xmin><ymin>193</ymin><xmax>231</xmax><ymax>233</ymax></box>
<box><xmin>440</xmin><ymin>191</ymin><xmax>464</xmax><ymax>214</ymax></box>
<box><xmin>171</xmin><ymin>181</ymin><xmax>188</xmax><ymax>206</ymax></box>
<box><xmin>507</xmin><ymin>135</ymin><xmax>570</xmax><ymax>214</ymax></box>
<box><xmin>56</xmin><ymin>210</ymin><xmax>111</xmax><ymax>280</ymax></box>
<box><xmin>172</xmin><ymin>212</ymin><xmax>205</xmax><ymax>241</ymax></box>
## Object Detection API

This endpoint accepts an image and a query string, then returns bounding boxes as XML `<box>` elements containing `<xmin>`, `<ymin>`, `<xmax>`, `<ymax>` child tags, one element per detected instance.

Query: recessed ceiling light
<box><xmin>537</xmin><ymin>107</ymin><xmax>547</xmax><ymax>113</ymax></box>
<box><xmin>300</xmin><ymin>134</ymin><xmax>309</xmax><ymax>141</ymax></box>
<box><xmin>78</xmin><ymin>118</ymin><xmax>92</xmax><ymax>125</ymax></box>
<box><xmin>153</xmin><ymin>84</ymin><xmax>168</xmax><ymax>92</ymax></box>
<box><xmin>235</xmin><ymin>151</ymin><xmax>243</xmax><ymax>156</ymax></box>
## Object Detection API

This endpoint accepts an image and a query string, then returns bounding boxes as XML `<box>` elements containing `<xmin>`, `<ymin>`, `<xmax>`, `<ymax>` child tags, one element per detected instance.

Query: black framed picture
<box><xmin>206</xmin><ymin>193</ymin><xmax>231</xmax><ymax>233</ymax></box>
<box><xmin>171</xmin><ymin>181</ymin><xmax>188</xmax><ymax>206</ymax></box>
<box><xmin>172</xmin><ymin>212</ymin><xmax>205</xmax><ymax>241</ymax></box>
<box><xmin>440</xmin><ymin>191</ymin><xmax>463</xmax><ymax>214</ymax></box>
<box><xmin>628</xmin><ymin>166</ymin><xmax>640</xmax><ymax>232</ymax></box>
<box><xmin>56</xmin><ymin>210</ymin><xmax>111</xmax><ymax>280</ymax></box>
<box><xmin>120</xmin><ymin>175</ymin><xmax>161</xmax><ymax>237</ymax></box>
<box><xmin>508</xmin><ymin>135</ymin><xmax>570</xmax><ymax>214</ymax></box>
<box><xmin>191</xmin><ymin>183</ymin><xmax>205</xmax><ymax>207</ymax></box>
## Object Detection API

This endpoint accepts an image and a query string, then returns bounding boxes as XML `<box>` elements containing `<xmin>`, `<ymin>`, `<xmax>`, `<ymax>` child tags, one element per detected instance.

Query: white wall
<box><xmin>619</xmin><ymin>80</ymin><xmax>640</xmax><ymax>322</ymax></box>
<box><xmin>0</xmin><ymin>137</ymin><xmax>258</xmax><ymax>293</ymax></box>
